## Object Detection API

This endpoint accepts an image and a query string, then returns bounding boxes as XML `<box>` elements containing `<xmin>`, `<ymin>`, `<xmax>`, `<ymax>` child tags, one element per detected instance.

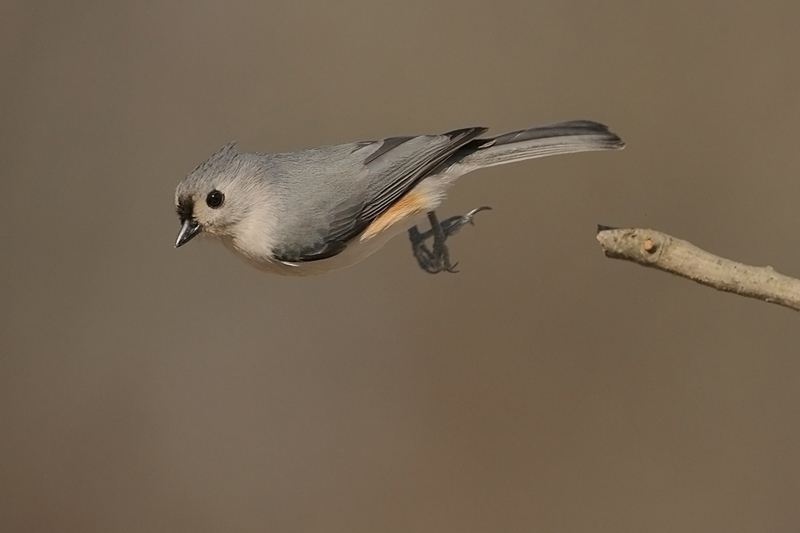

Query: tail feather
<box><xmin>448</xmin><ymin>120</ymin><xmax>624</xmax><ymax>173</ymax></box>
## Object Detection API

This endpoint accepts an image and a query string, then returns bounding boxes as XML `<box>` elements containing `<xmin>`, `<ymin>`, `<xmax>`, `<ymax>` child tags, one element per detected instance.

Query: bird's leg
<box><xmin>407</xmin><ymin>224</ymin><xmax>439</xmax><ymax>274</ymax></box>
<box><xmin>407</xmin><ymin>206</ymin><xmax>491</xmax><ymax>274</ymax></box>
<box><xmin>428</xmin><ymin>211</ymin><xmax>456</xmax><ymax>273</ymax></box>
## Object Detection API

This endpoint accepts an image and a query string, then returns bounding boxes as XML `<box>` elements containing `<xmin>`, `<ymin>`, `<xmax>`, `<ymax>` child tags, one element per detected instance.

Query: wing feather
<box><xmin>280</xmin><ymin>127</ymin><xmax>487</xmax><ymax>262</ymax></box>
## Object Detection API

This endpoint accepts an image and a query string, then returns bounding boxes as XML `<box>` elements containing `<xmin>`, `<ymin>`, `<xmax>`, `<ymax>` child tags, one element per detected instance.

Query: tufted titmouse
<box><xmin>175</xmin><ymin>120</ymin><xmax>624</xmax><ymax>275</ymax></box>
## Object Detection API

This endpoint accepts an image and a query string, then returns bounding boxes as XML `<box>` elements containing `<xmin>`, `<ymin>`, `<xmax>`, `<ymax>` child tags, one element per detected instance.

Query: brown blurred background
<box><xmin>2</xmin><ymin>1</ymin><xmax>799</xmax><ymax>531</ymax></box>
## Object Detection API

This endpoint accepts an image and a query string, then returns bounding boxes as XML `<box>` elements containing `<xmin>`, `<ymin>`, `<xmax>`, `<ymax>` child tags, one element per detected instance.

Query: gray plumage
<box><xmin>175</xmin><ymin>120</ymin><xmax>624</xmax><ymax>274</ymax></box>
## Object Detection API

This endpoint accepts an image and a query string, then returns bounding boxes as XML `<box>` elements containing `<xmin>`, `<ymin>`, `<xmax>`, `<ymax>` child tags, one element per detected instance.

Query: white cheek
<box><xmin>228</xmin><ymin>207</ymin><xmax>280</xmax><ymax>261</ymax></box>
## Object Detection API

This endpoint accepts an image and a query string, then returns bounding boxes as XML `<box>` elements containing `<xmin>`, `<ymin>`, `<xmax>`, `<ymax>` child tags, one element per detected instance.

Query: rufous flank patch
<box><xmin>359</xmin><ymin>189</ymin><xmax>430</xmax><ymax>242</ymax></box>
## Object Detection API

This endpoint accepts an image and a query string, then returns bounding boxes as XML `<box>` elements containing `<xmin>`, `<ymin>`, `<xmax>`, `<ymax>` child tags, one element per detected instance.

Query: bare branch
<box><xmin>596</xmin><ymin>226</ymin><xmax>800</xmax><ymax>312</ymax></box>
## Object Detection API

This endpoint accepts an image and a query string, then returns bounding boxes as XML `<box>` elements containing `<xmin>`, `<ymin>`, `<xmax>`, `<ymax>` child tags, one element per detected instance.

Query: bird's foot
<box><xmin>407</xmin><ymin>207</ymin><xmax>491</xmax><ymax>274</ymax></box>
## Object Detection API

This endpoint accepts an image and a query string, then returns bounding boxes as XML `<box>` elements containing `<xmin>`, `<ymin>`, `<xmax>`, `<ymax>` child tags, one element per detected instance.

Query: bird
<box><xmin>175</xmin><ymin>120</ymin><xmax>624</xmax><ymax>275</ymax></box>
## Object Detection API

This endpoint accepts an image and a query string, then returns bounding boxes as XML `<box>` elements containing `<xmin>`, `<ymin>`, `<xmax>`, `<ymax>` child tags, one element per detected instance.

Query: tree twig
<box><xmin>595</xmin><ymin>226</ymin><xmax>800</xmax><ymax>312</ymax></box>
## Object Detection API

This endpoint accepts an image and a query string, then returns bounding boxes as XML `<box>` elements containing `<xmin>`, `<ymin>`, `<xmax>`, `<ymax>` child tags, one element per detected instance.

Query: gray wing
<box><xmin>277</xmin><ymin>127</ymin><xmax>487</xmax><ymax>262</ymax></box>
<box><xmin>357</xmin><ymin>127</ymin><xmax>487</xmax><ymax>221</ymax></box>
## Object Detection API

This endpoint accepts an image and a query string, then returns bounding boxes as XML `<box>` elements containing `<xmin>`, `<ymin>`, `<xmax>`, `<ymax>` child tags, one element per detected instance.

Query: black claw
<box><xmin>470</xmin><ymin>206</ymin><xmax>493</xmax><ymax>216</ymax></box>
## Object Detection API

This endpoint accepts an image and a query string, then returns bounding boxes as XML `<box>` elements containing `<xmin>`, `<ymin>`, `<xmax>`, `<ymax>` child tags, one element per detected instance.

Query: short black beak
<box><xmin>175</xmin><ymin>219</ymin><xmax>201</xmax><ymax>248</ymax></box>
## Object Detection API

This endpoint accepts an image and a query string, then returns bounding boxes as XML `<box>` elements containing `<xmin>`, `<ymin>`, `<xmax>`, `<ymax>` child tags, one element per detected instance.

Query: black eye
<box><xmin>206</xmin><ymin>189</ymin><xmax>224</xmax><ymax>208</ymax></box>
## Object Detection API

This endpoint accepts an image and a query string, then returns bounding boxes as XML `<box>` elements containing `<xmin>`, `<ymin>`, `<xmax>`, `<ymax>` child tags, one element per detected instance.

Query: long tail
<box><xmin>447</xmin><ymin>120</ymin><xmax>624</xmax><ymax>173</ymax></box>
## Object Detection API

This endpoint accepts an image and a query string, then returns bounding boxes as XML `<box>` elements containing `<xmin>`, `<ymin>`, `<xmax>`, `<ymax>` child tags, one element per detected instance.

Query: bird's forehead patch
<box><xmin>176</xmin><ymin>196</ymin><xmax>195</xmax><ymax>221</ymax></box>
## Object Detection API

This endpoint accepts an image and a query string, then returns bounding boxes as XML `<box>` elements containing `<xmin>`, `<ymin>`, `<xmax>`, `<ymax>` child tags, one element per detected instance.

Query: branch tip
<box><xmin>596</xmin><ymin>224</ymin><xmax>618</xmax><ymax>234</ymax></box>
<box><xmin>595</xmin><ymin>226</ymin><xmax>800</xmax><ymax>312</ymax></box>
